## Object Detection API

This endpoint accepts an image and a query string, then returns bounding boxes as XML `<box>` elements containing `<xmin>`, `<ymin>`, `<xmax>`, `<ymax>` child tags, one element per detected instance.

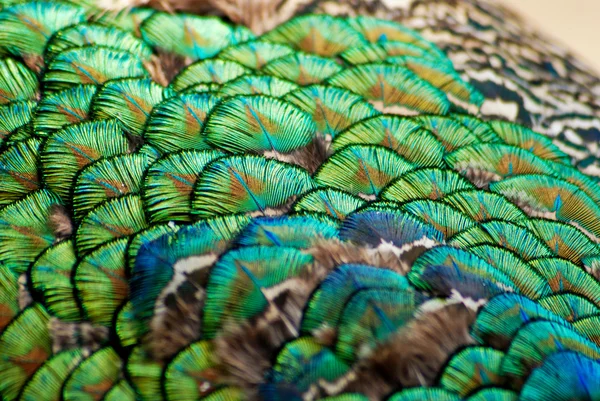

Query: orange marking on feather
<box><xmin>0</xmin><ymin>304</ymin><xmax>16</xmax><ymax>332</ymax></box>
<box><xmin>82</xmin><ymin>380</ymin><xmax>115</xmax><ymax>400</ymax></box>
<box><xmin>12</xmin><ymin>346</ymin><xmax>50</xmax><ymax>377</ymax></box>
<box><xmin>56</xmin><ymin>104</ymin><xmax>88</xmax><ymax>124</ymax></box>
<box><xmin>9</xmin><ymin>170</ymin><xmax>39</xmax><ymax>191</ymax></box>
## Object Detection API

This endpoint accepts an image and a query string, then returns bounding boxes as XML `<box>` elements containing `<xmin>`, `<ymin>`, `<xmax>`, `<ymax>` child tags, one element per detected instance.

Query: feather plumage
<box><xmin>0</xmin><ymin>3</ymin><xmax>598</xmax><ymax>401</ymax></box>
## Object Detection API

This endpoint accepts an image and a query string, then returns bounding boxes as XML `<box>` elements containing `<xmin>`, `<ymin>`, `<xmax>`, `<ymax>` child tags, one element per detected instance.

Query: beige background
<box><xmin>501</xmin><ymin>0</ymin><xmax>600</xmax><ymax>74</ymax></box>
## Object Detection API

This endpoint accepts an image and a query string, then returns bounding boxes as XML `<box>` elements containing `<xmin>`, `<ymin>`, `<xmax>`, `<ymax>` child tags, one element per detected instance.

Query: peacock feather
<box><xmin>0</xmin><ymin>1</ymin><xmax>599</xmax><ymax>400</ymax></box>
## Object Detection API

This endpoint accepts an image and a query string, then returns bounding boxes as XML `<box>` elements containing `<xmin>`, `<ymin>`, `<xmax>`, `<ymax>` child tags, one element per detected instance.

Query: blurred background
<box><xmin>501</xmin><ymin>0</ymin><xmax>600</xmax><ymax>73</ymax></box>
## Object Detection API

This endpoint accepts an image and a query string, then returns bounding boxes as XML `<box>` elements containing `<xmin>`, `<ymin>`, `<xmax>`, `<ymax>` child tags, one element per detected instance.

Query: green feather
<box><xmin>102</xmin><ymin>379</ymin><xmax>137</xmax><ymax>401</ymax></box>
<box><xmin>0</xmin><ymin>58</ymin><xmax>38</xmax><ymax>105</ymax></box>
<box><xmin>466</xmin><ymin>220</ymin><xmax>553</xmax><ymax>260</ymax></box>
<box><xmin>442</xmin><ymin>190</ymin><xmax>528</xmax><ymax>224</ymax></box>
<box><xmin>315</xmin><ymin>145</ymin><xmax>413</xmax><ymax>197</ymax></box>
<box><xmin>271</xmin><ymin>337</ymin><xmax>349</xmax><ymax>390</ymax></box>
<box><xmin>284</xmin><ymin>85</ymin><xmax>378</xmax><ymax>139</ymax></box>
<box><xmin>126</xmin><ymin>345</ymin><xmax>164</xmax><ymax>401</ymax></box>
<box><xmin>292</xmin><ymin>188</ymin><xmax>366</xmax><ymax>219</ymax></box>
<box><xmin>0</xmin><ymin>100</ymin><xmax>35</xmax><ymax>145</ymax></box>
<box><xmin>524</xmin><ymin>218</ymin><xmax>600</xmax><ymax>264</ymax></box>
<box><xmin>0</xmin><ymin>1</ymin><xmax>86</xmax><ymax>60</ymax></box>
<box><xmin>262</xmin><ymin>15</ymin><xmax>365</xmax><ymax>57</ymax></box>
<box><xmin>33</xmin><ymin>85</ymin><xmax>96</xmax><ymax>135</ymax></box>
<box><xmin>45</xmin><ymin>22</ymin><xmax>153</xmax><ymax>62</ymax></box>
<box><xmin>144</xmin><ymin>149</ymin><xmax>224</xmax><ymax>223</ymax></box>
<box><xmin>328</xmin><ymin>63</ymin><xmax>450</xmax><ymax>114</ymax></box>
<box><xmin>115</xmin><ymin>300</ymin><xmax>143</xmax><ymax>348</ymax></box>
<box><xmin>171</xmin><ymin>59</ymin><xmax>249</xmax><ymax>91</ymax></box>
<box><xmin>141</xmin><ymin>13</ymin><xmax>234</xmax><ymax>60</ymax></box>
<box><xmin>468</xmin><ymin>244</ymin><xmax>551</xmax><ymax>299</ymax></box>
<box><xmin>191</xmin><ymin>155</ymin><xmax>315</xmax><ymax>218</ymax></box>
<box><xmin>302</xmin><ymin>263</ymin><xmax>410</xmax><ymax>335</ymax></box>
<box><xmin>391</xmin><ymin>56</ymin><xmax>484</xmax><ymax>111</ymax></box>
<box><xmin>91</xmin><ymin>77</ymin><xmax>173</xmax><ymax>137</ymax></box>
<box><xmin>41</xmin><ymin>119</ymin><xmax>130</xmax><ymax>202</ymax></box>
<box><xmin>19</xmin><ymin>349</ymin><xmax>84</xmax><ymax>401</ymax></box>
<box><xmin>0</xmin><ymin>267</ymin><xmax>19</xmax><ymax>335</ymax></box>
<box><xmin>203</xmin><ymin>245</ymin><xmax>314</xmax><ymax>337</ymax></box>
<box><xmin>127</xmin><ymin>223</ymin><xmax>181</xmax><ymax>273</ymax></box>
<box><xmin>145</xmin><ymin>93</ymin><xmax>220</xmax><ymax>153</ymax></box>
<box><xmin>347</xmin><ymin>16</ymin><xmax>444</xmax><ymax>57</ymax></box>
<box><xmin>73</xmin><ymin>152</ymin><xmax>154</xmax><ymax>221</ymax></box>
<box><xmin>0</xmin><ymin>304</ymin><xmax>52</xmax><ymax>401</ymax></box>
<box><xmin>491</xmin><ymin>174</ymin><xmax>600</xmax><ymax>239</ymax></box>
<box><xmin>440</xmin><ymin>346</ymin><xmax>506</xmax><ymax>397</ymax></box>
<box><xmin>30</xmin><ymin>240</ymin><xmax>81</xmax><ymax>321</ymax></box>
<box><xmin>519</xmin><ymin>352</ymin><xmax>600</xmax><ymax>401</ymax></box>
<box><xmin>43</xmin><ymin>46</ymin><xmax>148</xmax><ymax>92</ymax></box>
<box><xmin>219</xmin><ymin>41</ymin><xmax>294</xmax><ymax>70</ymax></box>
<box><xmin>529</xmin><ymin>257</ymin><xmax>600</xmax><ymax>306</ymax></box>
<box><xmin>538</xmin><ymin>293</ymin><xmax>599</xmax><ymax>322</ymax></box>
<box><xmin>388</xmin><ymin>388</ymin><xmax>461</xmax><ymax>401</ymax></box>
<box><xmin>0</xmin><ymin>137</ymin><xmax>41</xmax><ymax>206</ymax></box>
<box><xmin>470</xmin><ymin>293</ymin><xmax>566</xmax><ymax>350</ymax></box>
<box><xmin>335</xmin><ymin>288</ymin><xmax>427</xmax><ymax>363</ymax></box>
<box><xmin>489</xmin><ymin>120</ymin><xmax>571</xmax><ymax>165</ymax></box>
<box><xmin>401</xmin><ymin>199</ymin><xmax>477</xmax><ymax>238</ymax></box>
<box><xmin>445</xmin><ymin>144</ymin><xmax>554</xmax><ymax>182</ymax></box>
<box><xmin>381</xmin><ymin>168</ymin><xmax>474</xmax><ymax>203</ymax></box>
<box><xmin>163</xmin><ymin>341</ymin><xmax>219</xmax><ymax>401</ymax></box>
<box><xmin>451</xmin><ymin>114</ymin><xmax>502</xmax><ymax>143</ymax></box>
<box><xmin>341</xmin><ymin>42</ymin><xmax>431</xmax><ymax>65</ymax></box>
<box><xmin>204</xmin><ymin>95</ymin><xmax>316</xmax><ymax>154</ymax></box>
<box><xmin>415</xmin><ymin>115</ymin><xmax>480</xmax><ymax>152</ymax></box>
<box><xmin>409</xmin><ymin>245</ymin><xmax>519</xmax><ymax>296</ymax></box>
<box><xmin>219</xmin><ymin>75</ymin><xmax>299</xmax><ymax>98</ymax></box>
<box><xmin>75</xmin><ymin>238</ymin><xmax>129</xmax><ymax>325</ymax></box>
<box><xmin>263</xmin><ymin>52</ymin><xmax>343</xmax><ymax>85</ymax></box>
<box><xmin>500</xmin><ymin>320</ymin><xmax>600</xmax><ymax>382</ymax></box>
<box><xmin>62</xmin><ymin>347</ymin><xmax>123</xmax><ymax>401</ymax></box>
<box><xmin>573</xmin><ymin>315</ymin><xmax>600</xmax><ymax>345</ymax></box>
<box><xmin>333</xmin><ymin>115</ymin><xmax>445</xmax><ymax>167</ymax></box>
<box><xmin>468</xmin><ymin>388</ymin><xmax>517</xmax><ymax>401</ymax></box>
<box><xmin>0</xmin><ymin>189</ymin><xmax>62</xmax><ymax>273</ymax></box>
<box><xmin>235</xmin><ymin>214</ymin><xmax>339</xmax><ymax>248</ymax></box>
<box><xmin>75</xmin><ymin>194</ymin><xmax>148</xmax><ymax>256</ymax></box>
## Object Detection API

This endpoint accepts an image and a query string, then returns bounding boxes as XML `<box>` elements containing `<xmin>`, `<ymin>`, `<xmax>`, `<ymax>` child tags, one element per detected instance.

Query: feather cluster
<box><xmin>0</xmin><ymin>2</ymin><xmax>598</xmax><ymax>401</ymax></box>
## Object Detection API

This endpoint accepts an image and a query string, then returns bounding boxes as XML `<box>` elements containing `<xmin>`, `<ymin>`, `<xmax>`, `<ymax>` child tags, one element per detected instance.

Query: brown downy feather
<box><xmin>144</xmin><ymin>281</ymin><xmax>205</xmax><ymax>360</ymax></box>
<box><xmin>145</xmin><ymin>52</ymin><xmax>192</xmax><ymax>87</ymax></box>
<box><xmin>145</xmin><ymin>254</ymin><xmax>215</xmax><ymax>360</ymax></box>
<box><xmin>93</xmin><ymin>0</ymin><xmax>312</xmax><ymax>36</ymax></box>
<box><xmin>214</xmin><ymin>301</ymin><xmax>301</xmax><ymax>398</ymax></box>
<box><xmin>49</xmin><ymin>205</ymin><xmax>74</xmax><ymax>242</ymax></box>
<box><xmin>18</xmin><ymin>274</ymin><xmax>32</xmax><ymax>310</ymax></box>
<box><xmin>248</xmin><ymin>196</ymin><xmax>297</xmax><ymax>218</ymax></box>
<box><xmin>93</xmin><ymin>0</ymin><xmax>216</xmax><ymax>14</ymax></box>
<box><xmin>308</xmin><ymin>237</ymin><xmax>438</xmax><ymax>275</ymax></box>
<box><xmin>322</xmin><ymin>303</ymin><xmax>477</xmax><ymax>401</ymax></box>
<box><xmin>22</xmin><ymin>54</ymin><xmax>44</xmax><ymax>75</ymax></box>
<box><xmin>264</xmin><ymin>135</ymin><xmax>329</xmax><ymax>173</ymax></box>
<box><xmin>215</xmin><ymin>262</ymin><xmax>331</xmax><ymax>395</ymax></box>
<box><xmin>143</xmin><ymin>56</ymin><xmax>169</xmax><ymax>88</ymax></box>
<box><xmin>586</xmin><ymin>259</ymin><xmax>600</xmax><ymax>281</ymax></box>
<box><xmin>49</xmin><ymin>318</ymin><xmax>109</xmax><ymax>354</ymax></box>
<box><xmin>309</xmin><ymin>238</ymin><xmax>407</xmax><ymax>274</ymax></box>
<box><xmin>461</xmin><ymin>167</ymin><xmax>501</xmax><ymax>189</ymax></box>
<box><xmin>206</xmin><ymin>0</ymin><xmax>313</xmax><ymax>34</ymax></box>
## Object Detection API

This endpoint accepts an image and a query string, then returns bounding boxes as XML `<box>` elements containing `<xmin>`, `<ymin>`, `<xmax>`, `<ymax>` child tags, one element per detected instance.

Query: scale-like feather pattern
<box><xmin>0</xmin><ymin>4</ymin><xmax>596</xmax><ymax>401</ymax></box>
